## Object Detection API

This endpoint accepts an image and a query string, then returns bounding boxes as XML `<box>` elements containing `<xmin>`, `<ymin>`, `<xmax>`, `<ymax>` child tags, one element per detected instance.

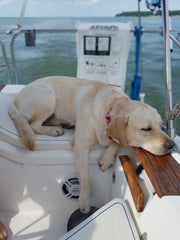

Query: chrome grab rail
<box><xmin>0</xmin><ymin>39</ymin><xmax>11</xmax><ymax>84</ymax></box>
<box><xmin>10</xmin><ymin>27</ymin><xmax>180</xmax><ymax>85</ymax></box>
<box><xmin>171</xmin><ymin>103</ymin><xmax>180</xmax><ymax>120</ymax></box>
<box><xmin>170</xmin><ymin>32</ymin><xmax>180</xmax><ymax>48</ymax></box>
<box><xmin>10</xmin><ymin>29</ymin><xmax>77</xmax><ymax>84</ymax></box>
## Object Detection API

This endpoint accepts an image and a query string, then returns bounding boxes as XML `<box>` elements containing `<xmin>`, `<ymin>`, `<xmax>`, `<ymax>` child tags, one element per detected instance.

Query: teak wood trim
<box><xmin>120</xmin><ymin>155</ymin><xmax>144</xmax><ymax>212</ymax></box>
<box><xmin>133</xmin><ymin>147</ymin><xmax>180</xmax><ymax>197</ymax></box>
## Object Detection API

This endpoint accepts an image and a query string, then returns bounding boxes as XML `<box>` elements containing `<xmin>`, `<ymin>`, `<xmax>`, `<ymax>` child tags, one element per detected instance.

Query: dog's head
<box><xmin>106</xmin><ymin>99</ymin><xmax>175</xmax><ymax>155</ymax></box>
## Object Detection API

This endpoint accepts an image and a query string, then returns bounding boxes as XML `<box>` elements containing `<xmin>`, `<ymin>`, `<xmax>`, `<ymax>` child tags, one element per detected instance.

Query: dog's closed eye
<box><xmin>141</xmin><ymin>127</ymin><xmax>152</xmax><ymax>132</ymax></box>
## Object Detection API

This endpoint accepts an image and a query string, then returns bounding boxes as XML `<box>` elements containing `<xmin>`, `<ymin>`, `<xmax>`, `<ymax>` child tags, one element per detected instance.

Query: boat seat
<box><xmin>133</xmin><ymin>147</ymin><xmax>180</xmax><ymax>197</ymax></box>
<box><xmin>60</xmin><ymin>198</ymin><xmax>140</xmax><ymax>240</ymax></box>
<box><xmin>0</xmin><ymin>92</ymin><xmax>74</xmax><ymax>150</ymax></box>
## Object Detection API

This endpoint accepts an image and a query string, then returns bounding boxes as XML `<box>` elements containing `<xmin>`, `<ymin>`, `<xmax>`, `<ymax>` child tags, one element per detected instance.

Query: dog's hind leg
<box><xmin>27</xmin><ymin>103</ymin><xmax>64</xmax><ymax>136</ymax></box>
<box><xmin>24</xmin><ymin>85</ymin><xmax>65</xmax><ymax>136</ymax></box>
<box><xmin>30</xmin><ymin>119</ymin><xmax>64</xmax><ymax>136</ymax></box>
<box><xmin>43</xmin><ymin>115</ymin><xmax>75</xmax><ymax>129</ymax></box>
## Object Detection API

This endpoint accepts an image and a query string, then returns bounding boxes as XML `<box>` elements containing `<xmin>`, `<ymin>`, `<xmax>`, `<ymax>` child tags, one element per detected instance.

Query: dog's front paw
<box><xmin>51</xmin><ymin>127</ymin><xmax>64</xmax><ymax>136</ymax></box>
<box><xmin>79</xmin><ymin>193</ymin><xmax>90</xmax><ymax>214</ymax></box>
<box><xmin>98</xmin><ymin>157</ymin><xmax>113</xmax><ymax>172</ymax></box>
<box><xmin>61</xmin><ymin>122</ymin><xmax>75</xmax><ymax>129</ymax></box>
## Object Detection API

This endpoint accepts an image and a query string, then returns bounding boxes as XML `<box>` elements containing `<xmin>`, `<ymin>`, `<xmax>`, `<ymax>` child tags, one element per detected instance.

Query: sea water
<box><xmin>0</xmin><ymin>16</ymin><xmax>179</xmax><ymax>134</ymax></box>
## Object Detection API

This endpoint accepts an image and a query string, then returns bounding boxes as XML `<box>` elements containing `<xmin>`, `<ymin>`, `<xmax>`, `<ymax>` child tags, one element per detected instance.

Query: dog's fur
<box><xmin>9</xmin><ymin>76</ymin><xmax>174</xmax><ymax>213</ymax></box>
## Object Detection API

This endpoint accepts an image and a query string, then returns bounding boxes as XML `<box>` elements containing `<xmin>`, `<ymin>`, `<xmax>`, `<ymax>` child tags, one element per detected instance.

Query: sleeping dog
<box><xmin>9</xmin><ymin>76</ymin><xmax>175</xmax><ymax>213</ymax></box>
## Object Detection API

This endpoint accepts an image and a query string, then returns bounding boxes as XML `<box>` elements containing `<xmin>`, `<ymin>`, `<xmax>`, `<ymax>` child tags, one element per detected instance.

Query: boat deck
<box><xmin>0</xmin><ymin>212</ymin><xmax>66</xmax><ymax>240</ymax></box>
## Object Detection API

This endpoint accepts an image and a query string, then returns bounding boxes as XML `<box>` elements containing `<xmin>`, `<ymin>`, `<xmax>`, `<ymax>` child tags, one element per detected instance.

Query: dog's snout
<box><xmin>164</xmin><ymin>139</ymin><xmax>175</xmax><ymax>151</ymax></box>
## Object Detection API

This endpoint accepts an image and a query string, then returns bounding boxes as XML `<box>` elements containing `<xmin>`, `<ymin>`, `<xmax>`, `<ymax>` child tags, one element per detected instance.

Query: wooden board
<box><xmin>133</xmin><ymin>147</ymin><xmax>180</xmax><ymax>197</ymax></box>
<box><xmin>120</xmin><ymin>155</ymin><xmax>144</xmax><ymax>212</ymax></box>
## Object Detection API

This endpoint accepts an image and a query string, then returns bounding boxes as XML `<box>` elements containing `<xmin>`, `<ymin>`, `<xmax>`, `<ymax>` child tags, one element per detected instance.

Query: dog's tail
<box><xmin>9</xmin><ymin>103</ymin><xmax>35</xmax><ymax>151</ymax></box>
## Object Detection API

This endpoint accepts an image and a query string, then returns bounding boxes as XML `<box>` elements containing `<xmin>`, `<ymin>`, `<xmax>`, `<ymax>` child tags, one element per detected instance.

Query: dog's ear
<box><xmin>107</xmin><ymin>116</ymin><xmax>129</xmax><ymax>148</ymax></box>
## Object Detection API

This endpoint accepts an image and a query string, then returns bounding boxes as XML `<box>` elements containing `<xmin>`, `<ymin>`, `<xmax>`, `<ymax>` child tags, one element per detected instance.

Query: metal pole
<box><xmin>137</xmin><ymin>0</ymin><xmax>145</xmax><ymax>102</ymax></box>
<box><xmin>170</xmin><ymin>32</ymin><xmax>180</xmax><ymax>48</ymax></box>
<box><xmin>162</xmin><ymin>0</ymin><xmax>175</xmax><ymax>138</ymax></box>
<box><xmin>10</xmin><ymin>31</ymin><xmax>21</xmax><ymax>84</ymax></box>
<box><xmin>138</xmin><ymin>0</ymin><xmax>141</xmax><ymax>28</ymax></box>
<box><xmin>0</xmin><ymin>39</ymin><xmax>11</xmax><ymax>84</ymax></box>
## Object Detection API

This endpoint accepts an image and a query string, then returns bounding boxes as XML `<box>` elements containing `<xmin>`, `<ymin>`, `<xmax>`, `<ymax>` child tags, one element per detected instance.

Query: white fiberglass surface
<box><xmin>0</xmin><ymin>153</ymin><xmax>115</xmax><ymax>239</ymax></box>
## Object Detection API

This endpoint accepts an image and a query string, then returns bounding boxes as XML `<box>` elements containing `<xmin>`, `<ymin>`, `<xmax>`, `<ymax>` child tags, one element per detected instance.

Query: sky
<box><xmin>0</xmin><ymin>0</ymin><xmax>180</xmax><ymax>17</ymax></box>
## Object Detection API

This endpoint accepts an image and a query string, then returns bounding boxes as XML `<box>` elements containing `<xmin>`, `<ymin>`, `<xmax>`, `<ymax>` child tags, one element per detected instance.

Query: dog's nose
<box><xmin>164</xmin><ymin>139</ymin><xmax>175</xmax><ymax>151</ymax></box>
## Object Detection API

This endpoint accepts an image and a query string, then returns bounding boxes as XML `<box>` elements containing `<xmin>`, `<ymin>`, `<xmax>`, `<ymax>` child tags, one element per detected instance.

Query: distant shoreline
<box><xmin>116</xmin><ymin>10</ymin><xmax>180</xmax><ymax>17</ymax></box>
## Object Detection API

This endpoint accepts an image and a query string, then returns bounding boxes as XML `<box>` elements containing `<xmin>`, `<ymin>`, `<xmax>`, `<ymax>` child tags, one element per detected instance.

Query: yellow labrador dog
<box><xmin>9</xmin><ymin>76</ymin><xmax>174</xmax><ymax>213</ymax></box>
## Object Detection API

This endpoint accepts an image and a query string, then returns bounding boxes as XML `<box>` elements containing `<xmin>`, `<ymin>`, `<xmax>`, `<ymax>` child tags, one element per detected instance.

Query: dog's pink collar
<box><xmin>106</xmin><ymin>112</ymin><xmax>111</xmax><ymax>124</ymax></box>
<box><xmin>106</xmin><ymin>112</ymin><xmax>114</xmax><ymax>142</ymax></box>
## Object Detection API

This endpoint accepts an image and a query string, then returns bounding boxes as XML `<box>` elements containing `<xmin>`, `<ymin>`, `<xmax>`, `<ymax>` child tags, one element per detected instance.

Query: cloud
<box><xmin>28</xmin><ymin>0</ymin><xmax>39</xmax><ymax>7</ymax></box>
<box><xmin>33</xmin><ymin>1</ymin><xmax>39</xmax><ymax>6</ymax></box>
<box><xmin>75</xmin><ymin>0</ymin><xmax>100</xmax><ymax>7</ymax></box>
<box><xmin>0</xmin><ymin>0</ymin><xmax>12</xmax><ymax>7</ymax></box>
<box><xmin>64</xmin><ymin>0</ymin><xmax>72</xmax><ymax>6</ymax></box>
<box><xmin>87</xmin><ymin>0</ymin><xmax>99</xmax><ymax>5</ymax></box>
<box><xmin>47</xmin><ymin>2</ymin><xmax>54</xmax><ymax>7</ymax></box>
<box><xmin>91</xmin><ymin>0</ymin><xmax>99</xmax><ymax>4</ymax></box>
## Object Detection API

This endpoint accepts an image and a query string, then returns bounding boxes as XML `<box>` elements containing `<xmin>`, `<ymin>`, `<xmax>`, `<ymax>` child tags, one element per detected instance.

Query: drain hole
<box><xmin>62</xmin><ymin>178</ymin><xmax>80</xmax><ymax>199</ymax></box>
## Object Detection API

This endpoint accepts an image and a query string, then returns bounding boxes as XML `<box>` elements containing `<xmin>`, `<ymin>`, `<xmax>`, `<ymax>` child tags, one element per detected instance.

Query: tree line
<box><xmin>116</xmin><ymin>10</ymin><xmax>180</xmax><ymax>17</ymax></box>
